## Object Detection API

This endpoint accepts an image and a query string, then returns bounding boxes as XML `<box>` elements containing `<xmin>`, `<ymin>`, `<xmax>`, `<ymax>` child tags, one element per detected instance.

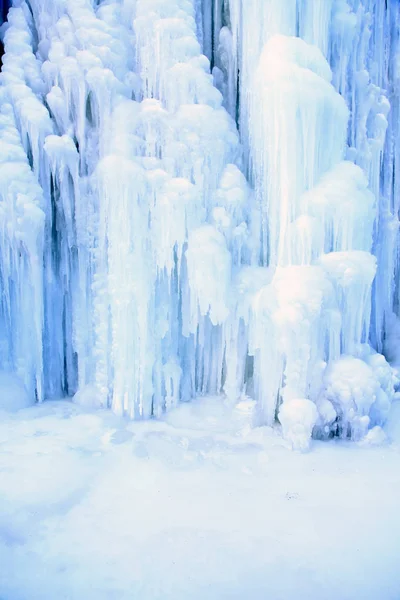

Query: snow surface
<box><xmin>1</xmin><ymin>397</ymin><xmax>400</xmax><ymax>600</ymax></box>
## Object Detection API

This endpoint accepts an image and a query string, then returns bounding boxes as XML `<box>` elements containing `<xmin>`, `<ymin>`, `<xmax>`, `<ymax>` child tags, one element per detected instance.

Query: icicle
<box><xmin>0</xmin><ymin>0</ymin><xmax>397</xmax><ymax>446</ymax></box>
<box><xmin>0</xmin><ymin>92</ymin><xmax>45</xmax><ymax>401</ymax></box>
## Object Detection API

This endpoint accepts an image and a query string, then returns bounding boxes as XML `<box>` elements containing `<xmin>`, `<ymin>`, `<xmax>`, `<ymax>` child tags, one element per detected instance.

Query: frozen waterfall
<box><xmin>0</xmin><ymin>0</ymin><xmax>399</xmax><ymax>449</ymax></box>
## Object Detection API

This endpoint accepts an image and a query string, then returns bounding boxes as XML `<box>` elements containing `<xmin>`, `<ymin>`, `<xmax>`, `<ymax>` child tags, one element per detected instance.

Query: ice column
<box><xmin>0</xmin><ymin>90</ymin><xmax>45</xmax><ymax>400</ymax></box>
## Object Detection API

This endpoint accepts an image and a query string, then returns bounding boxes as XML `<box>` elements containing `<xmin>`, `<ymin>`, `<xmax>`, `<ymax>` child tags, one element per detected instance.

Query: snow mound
<box><xmin>278</xmin><ymin>399</ymin><xmax>318</xmax><ymax>452</ymax></box>
<box><xmin>358</xmin><ymin>426</ymin><xmax>387</xmax><ymax>447</ymax></box>
<box><xmin>318</xmin><ymin>354</ymin><xmax>394</xmax><ymax>440</ymax></box>
<box><xmin>72</xmin><ymin>385</ymin><xmax>105</xmax><ymax>410</ymax></box>
<box><xmin>0</xmin><ymin>372</ymin><xmax>34</xmax><ymax>412</ymax></box>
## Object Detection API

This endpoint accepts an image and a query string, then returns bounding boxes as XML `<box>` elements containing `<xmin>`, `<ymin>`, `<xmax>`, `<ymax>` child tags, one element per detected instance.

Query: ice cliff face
<box><xmin>0</xmin><ymin>0</ymin><xmax>399</xmax><ymax>446</ymax></box>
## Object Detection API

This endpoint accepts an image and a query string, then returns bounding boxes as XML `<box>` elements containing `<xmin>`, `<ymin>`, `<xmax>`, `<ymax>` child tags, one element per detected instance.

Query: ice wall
<box><xmin>218</xmin><ymin>0</ymin><xmax>399</xmax><ymax>443</ymax></box>
<box><xmin>0</xmin><ymin>0</ymin><xmax>398</xmax><ymax>446</ymax></box>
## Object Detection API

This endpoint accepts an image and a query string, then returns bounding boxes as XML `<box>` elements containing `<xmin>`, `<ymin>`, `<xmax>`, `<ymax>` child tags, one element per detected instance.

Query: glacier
<box><xmin>0</xmin><ymin>0</ymin><xmax>399</xmax><ymax>449</ymax></box>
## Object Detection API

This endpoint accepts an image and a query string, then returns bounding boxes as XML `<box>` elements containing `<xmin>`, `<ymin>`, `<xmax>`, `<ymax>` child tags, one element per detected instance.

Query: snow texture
<box><xmin>0</xmin><ymin>398</ymin><xmax>400</xmax><ymax>599</ymax></box>
<box><xmin>0</xmin><ymin>0</ymin><xmax>399</xmax><ymax>447</ymax></box>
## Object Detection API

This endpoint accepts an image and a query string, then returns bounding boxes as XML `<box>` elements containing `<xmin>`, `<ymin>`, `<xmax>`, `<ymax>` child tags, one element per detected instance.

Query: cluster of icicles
<box><xmin>0</xmin><ymin>0</ymin><xmax>399</xmax><ymax>450</ymax></box>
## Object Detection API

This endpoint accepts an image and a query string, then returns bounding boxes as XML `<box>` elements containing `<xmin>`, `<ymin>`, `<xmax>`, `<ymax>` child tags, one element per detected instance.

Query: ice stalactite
<box><xmin>0</xmin><ymin>5</ymin><xmax>50</xmax><ymax>401</ymax></box>
<box><xmin>0</xmin><ymin>0</ymin><xmax>399</xmax><ymax>449</ymax></box>
<box><xmin>0</xmin><ymin>89</ymin><xmax>45</xmax><ymax>401</ymax></box>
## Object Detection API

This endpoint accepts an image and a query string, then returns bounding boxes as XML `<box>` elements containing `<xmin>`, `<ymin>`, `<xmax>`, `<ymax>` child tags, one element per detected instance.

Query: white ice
<box><xmin>0</xmin><ymin>0</ymin><xmax>399</xmax><ymax>448</ymax></box>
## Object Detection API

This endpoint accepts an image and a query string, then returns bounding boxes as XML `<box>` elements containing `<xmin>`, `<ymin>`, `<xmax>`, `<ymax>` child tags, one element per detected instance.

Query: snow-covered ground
<box><xmin>1</xmin><ymin>397</ymin><xmax>400</xmax><ymax>600</ymax></box>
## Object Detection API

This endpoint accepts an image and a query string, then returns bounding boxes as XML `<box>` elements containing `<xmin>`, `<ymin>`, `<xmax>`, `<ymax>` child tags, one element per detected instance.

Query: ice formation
<box><xmin>0</xmin><ymin>0</ymin><xmax>399</xmax><ymax>446</ymax></box>
<box><xmin>278</xmin><ymin>398</ymin><xmax>318</xmax><ymax>452</ymax></box>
